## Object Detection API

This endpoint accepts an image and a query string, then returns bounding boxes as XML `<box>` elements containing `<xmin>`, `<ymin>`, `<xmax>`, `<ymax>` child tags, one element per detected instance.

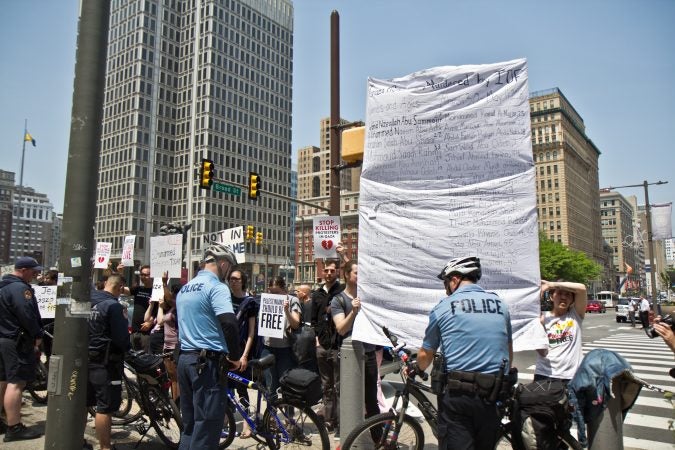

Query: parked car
<box><xmin>615</xmin><ymin>297</ymin><xmax>631</xmax><ymax>323</ymax></box>
<box><xmin>586</xmin><ymin>300</ymin><xmax>606</xmax><ymax>314</ymax></box>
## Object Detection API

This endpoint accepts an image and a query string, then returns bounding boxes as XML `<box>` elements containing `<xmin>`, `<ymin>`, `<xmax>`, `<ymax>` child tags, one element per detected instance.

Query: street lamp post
<box><xmin>602</xmin><ymin>180</ymin><xmax>668</xmax><ymax>314</ymax></box>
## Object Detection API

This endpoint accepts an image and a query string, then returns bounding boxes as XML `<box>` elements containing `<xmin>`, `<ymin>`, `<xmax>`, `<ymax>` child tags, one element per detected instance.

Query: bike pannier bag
<box><xmin>511</xmin><ymin>380</ymin><xmax>570</xmax><ymax>450</ymax></box>
<box><xmin>279</xmin><ymin>368</ymin><xmax>322</xmax><ymax>406</ymax></box>
<box><xmin>125</xmin><ymin>351</ymin><xmax>163</xmax><ymax>375</ymax></box>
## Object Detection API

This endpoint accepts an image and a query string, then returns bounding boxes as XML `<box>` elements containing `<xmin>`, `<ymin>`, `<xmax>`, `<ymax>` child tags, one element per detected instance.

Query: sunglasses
<box><xmin>229</xmin><ymin>277</ymin><xmax>242</xmax><ymax>282</ymax></box>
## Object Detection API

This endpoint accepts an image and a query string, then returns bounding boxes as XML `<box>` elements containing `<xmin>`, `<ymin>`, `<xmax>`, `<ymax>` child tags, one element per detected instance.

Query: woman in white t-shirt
<box><xmin>535</xmin><ymin>280</ymin><xmax>588</xmax><ymax>382</ymax></box>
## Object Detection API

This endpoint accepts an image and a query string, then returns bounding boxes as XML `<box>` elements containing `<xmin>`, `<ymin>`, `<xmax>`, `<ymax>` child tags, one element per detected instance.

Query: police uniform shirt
<box><xmin>89</xmin><ymin>289</ymin><xmax>131</xmax><ymax>356</ymax></box>
<box><xmin>0</xmin><ymin>274</ymin><xmax>43</xmax><ymax>340</ymax></box>
<box><xmin>422</xmin><ymin>284</ymin><xmax>511</xmax><ymax>374</ymax></box>
<box><xmin>177</xmin><ymin>270</ymin><xmax>234</xmax><ymax>353</ymax></box>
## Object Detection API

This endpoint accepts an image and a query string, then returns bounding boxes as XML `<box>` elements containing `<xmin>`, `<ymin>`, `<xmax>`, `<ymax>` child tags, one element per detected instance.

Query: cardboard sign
<box><xmin>313</xmin><ymin>216</ymin><xmax>341</xmax><ymax>259</ymax></box>
<box><xmin>33</xmin><ymin>285</ymin><xmax>57</xmax><ymax>319</ymax></box>
<box><xmin>150</xmin><ymin>235</ymin><xmax>182</xmax><ymax>278</ymax></box>
<box><xmin>121</xmin><ymin>235</ymin><xmax>136</xmax><ymax>266</ymax></box>
<box><xmin>352</xmin><ymin>59</ymin><xmax>544</xmax><ymax>352</ymax></box>
<box><xmin>202</xmin><ymin>226</ymin><xmax>246</xmax><ymax>263</ymax></box>
<box><xmin>94</xmin><ymin>242</ymin><xmax>112</xmax><ymax>269</ymax></box>
<box><xmin>257</xmin><ymin>294</ymin><xmax>287</xmax><ymax>339</ymax></box>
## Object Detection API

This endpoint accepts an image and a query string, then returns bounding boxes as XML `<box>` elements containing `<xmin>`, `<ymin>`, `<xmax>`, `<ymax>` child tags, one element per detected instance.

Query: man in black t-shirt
<box><xmin>128</xmin><ymin>265</ymin><xmax>153</xmax><ymax>352</ymax></box>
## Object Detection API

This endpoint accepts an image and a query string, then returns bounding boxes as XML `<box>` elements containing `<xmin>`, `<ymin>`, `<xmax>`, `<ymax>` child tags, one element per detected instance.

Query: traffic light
<box><xmin>248</xmin><ymin>172</ymin><xmax>260</xmax><ymax>200</ymax></box>
<box><xmin>199</xmin><ymin>158</ymin><xmax>214</xmax><ymax>190</ymax></box>
<box><xmin>341</xmin><ymin>125</ymin><xmax>365</xmax><ymax>163</ymax></box>
<box><xmin>246</xmin><ymin>225</ymin><xmax>254</xmax><ymax>240</ymax></box>
<box><xmin>255</xmin><ymin>231</ymin><xmax>263</xmax><ymax>245</ymax></box>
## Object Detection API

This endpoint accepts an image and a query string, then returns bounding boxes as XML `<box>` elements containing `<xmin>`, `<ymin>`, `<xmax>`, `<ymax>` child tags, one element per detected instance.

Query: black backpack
<box><xmin>511</xmin><ymin>380</ymin><xmax>571</xmax><ymax>450</ymax></box>
<box><xmin>279</xmin><ymin>368</ymin><xmax>323</xmax><ymax>406</ymax></box>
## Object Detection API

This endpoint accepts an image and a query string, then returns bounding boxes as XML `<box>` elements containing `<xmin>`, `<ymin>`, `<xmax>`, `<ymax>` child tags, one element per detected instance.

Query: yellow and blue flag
<box><xmin>24</xmin><ymin>132</ymin><xmax>36</xmax><ymax>147</ymax></box>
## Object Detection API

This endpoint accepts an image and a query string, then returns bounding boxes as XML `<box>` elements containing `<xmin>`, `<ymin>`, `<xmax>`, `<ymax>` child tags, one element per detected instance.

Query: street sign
<box><xmin>213</xmin><ymin>182</ymin><xmax>242</xmax><ymax>195</ymax></box>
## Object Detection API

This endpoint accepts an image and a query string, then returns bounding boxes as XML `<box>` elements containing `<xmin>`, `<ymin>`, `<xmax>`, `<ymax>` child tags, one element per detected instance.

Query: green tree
<box><xmin>539</xmin><ymin>233</ymin><xmax>602</xmax><ymax>283</ymax></box>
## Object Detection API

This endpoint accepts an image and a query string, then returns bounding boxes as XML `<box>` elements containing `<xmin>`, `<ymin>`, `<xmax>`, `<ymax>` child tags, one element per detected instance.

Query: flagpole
<box><xmin>17</xmin><ymin>118</ymin><xmax>27</xmax><ymax>258</ymax></box>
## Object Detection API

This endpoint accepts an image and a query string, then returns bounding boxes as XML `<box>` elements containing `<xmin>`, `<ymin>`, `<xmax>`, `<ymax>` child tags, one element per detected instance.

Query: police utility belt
<box><xmin>181</xmin><ymin>349</ymin><xmax>229</xmax><ymax>385</ymax></box>
<box><xmin>431</xmin><ymin>355</ymin><xmax>512</xmax><ymax>403</ymax></box>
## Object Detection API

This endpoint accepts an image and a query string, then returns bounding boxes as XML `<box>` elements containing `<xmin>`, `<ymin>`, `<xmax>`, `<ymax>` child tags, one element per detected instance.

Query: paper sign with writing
<box><xmin>121</xmin><ymin>235</ymin><xmax>136</xmax><ymax>266</ymax></box>
<box><xmin>150</xmin><ymin>277</ymin><xmax>164</xmax><ymax>302</ymax></box>
<box><xmin>94</xmin><ymin>242</ymin><xmax>113</xmax><ymax>269</ymax></box>
<box><xmin>257</xmin><ymin>294</ymin><xmax>287</xmax><ymax>339</ymax></box>
<box><xmin>33</xmin><ymin>285</ymin><xmax>57</xmax><ymax>319</ymax></box>
<box><xmin>202</xmin><ymin>226</ymin><xmax>246</xmax><ymax>263</ymax></box>
<box><xmin>352</xmin><ymin>59</ymin><xmax>544</xmax><ymax>352</ymax></box>
<box><xmin>150</xmin><ymin>235</ymin><xmax>182</xmax><ymax>278</ymax></box>
<box><xmin>313</xmin><ymin>216</ymin><xmax>341</xmax><ymax>259</ymax></box>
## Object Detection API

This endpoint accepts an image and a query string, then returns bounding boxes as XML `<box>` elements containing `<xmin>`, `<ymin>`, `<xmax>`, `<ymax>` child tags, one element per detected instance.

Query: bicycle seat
<box><xmin>248</xmin><ymin>354</ymin><xmax>275</xmax><ymax>370</ymax></box>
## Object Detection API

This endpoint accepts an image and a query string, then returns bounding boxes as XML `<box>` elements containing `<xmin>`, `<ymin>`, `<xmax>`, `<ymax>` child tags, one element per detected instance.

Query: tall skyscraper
<box><xmin>96</xmin><ymin>0</ymin><xmax>294</xmax><ymax>274</ymax></box>
<box><xmin>530</xmin><ymin>88</ymin><xmax>604</xmax><ymax>263</ymax></box>
<box><xmin>600</xmin><ymin>190</ymin><xmax>640</xmax><ymax>292</ymax></box>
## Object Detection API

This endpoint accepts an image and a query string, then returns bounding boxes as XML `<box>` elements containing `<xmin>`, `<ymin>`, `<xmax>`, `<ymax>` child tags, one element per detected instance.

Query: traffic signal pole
<box><xmin>45</xmin><ymin>0</ymin><xmax>110</xmax><ymax>448</ymax></box>
<box><xmin>329</xmin><ymin>10</ymin><xmax>341</xmax><ymax>217</ymax></box>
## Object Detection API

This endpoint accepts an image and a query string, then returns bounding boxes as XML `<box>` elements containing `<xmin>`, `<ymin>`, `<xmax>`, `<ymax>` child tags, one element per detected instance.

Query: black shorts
<box><xmin>0</xmin><ymin>338</ymin><xmax>37</xmax><ymax>383</ymax></box>
<box><xmin>87</xmin><ymin>361</ymin><xmax>123</xmax><ymax>414</ymax></box>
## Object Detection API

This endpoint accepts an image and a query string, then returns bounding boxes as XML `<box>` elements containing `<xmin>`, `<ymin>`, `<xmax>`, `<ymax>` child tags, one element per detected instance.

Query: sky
<box><xmin>1</xmin><ymin>0</ymin><xmax>674</xmax><ymax>231</ymax></box>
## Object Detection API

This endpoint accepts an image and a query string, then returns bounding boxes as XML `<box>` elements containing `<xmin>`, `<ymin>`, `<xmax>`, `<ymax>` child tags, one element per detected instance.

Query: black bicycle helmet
<box><xmin>437</xmin><ymin>256</ymin><xmax>482</xmax><ymax>280</ymax></box>
<box><xmin>203</xmin><ymin>243</ymin><xmax>237</xmax><ymax>266</ymax></box>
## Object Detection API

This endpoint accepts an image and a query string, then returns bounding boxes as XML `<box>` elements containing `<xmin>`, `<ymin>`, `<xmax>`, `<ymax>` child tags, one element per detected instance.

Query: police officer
<box><xmin>177</xmin><ymin>243</ymin><xmax>241</xmax><ymax>449</ymax></box>
<box><xmin>415</xmin><ymin>256</ymin><xmax>513</xmax><ymax>450</ymax></box>
<box><xmin>0</xmin><ymin>256</ymin><xmax>44</xmax><ymax>441</ymax></box>
<box><xmin>87</xmin><ymin>274</ymin><xmax>130</xmax><ymax>450</ymax></box>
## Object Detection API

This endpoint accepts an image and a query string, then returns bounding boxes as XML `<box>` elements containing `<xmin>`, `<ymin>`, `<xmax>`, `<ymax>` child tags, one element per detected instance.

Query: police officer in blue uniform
<box><xmin>177</xmin><ymin>243</ymin><xmax>241</xmax><ymax>450</ymax></box>
<box><xmin>0</xmin><ymin>256</ymin><xmax>44</xmax><ymax>441</ymax></box>
<box><xmin>87</xmin><ymin>274</ymin><xmax>130</xmax><ymax>450</ymax></box>
<box><xmin>415</xmin><ymin>256</ymin><xmax>513</xmax><ymax>450</ymax></box>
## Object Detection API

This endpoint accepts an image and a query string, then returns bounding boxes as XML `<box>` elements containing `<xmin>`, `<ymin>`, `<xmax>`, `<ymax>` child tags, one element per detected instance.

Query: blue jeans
<box><xmin>261</xmin><ymin>346</ymin><xmax>296</xmax><ymax>394</ymax></box>
<box><xmin>178</xmin><ymin>353</ymin><xmax>227</xmax><ymax>450</ymax></box>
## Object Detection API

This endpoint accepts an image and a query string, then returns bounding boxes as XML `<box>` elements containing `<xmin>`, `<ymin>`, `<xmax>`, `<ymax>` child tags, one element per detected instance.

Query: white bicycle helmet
<box><xmin>203</xmin><ymin>243</ymin><xmax>237</xmax><ymax>266</ymax></box>
<box><xmin>437</xmin><ymin>256</ymin><xmax>482</xmax><ymax>280</ymax></box>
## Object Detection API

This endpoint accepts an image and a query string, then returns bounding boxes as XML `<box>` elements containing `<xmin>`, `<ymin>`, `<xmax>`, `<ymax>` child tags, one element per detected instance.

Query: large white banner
<box><xmin>352</xmin><ymin>59</ymin><xmax>545</xmax><ymax>352</ymax></box>
<box><xmin>651</xmin><ymin>203</ymin><xmax>672</xmax><ymax>240</ymax></box>
<box><xmin>150</xmin><ymin>235</ymin><xmax>183</xmax><ymax>278</ymax></box>
<box><xmin>202</xmin><ymin>226</ymin><xmax>246</xmax><ymax>263</ymax></box>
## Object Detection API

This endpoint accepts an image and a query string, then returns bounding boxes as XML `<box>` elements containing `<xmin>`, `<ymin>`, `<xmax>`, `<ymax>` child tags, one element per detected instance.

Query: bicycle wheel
<box><xmin>341</xmin><ymin>412</ymin><xmax>424</xmax><ymax>450</ymax></box>
<box><xmin>107</xmin><ymin>378</ymin><xmax>143</xmax><ymax>426</ymax></box>
<box><xmin>145</xmin><ymin>385</ymin><xmax>183</xmax><ymax>448</ymax></box>
<box><xmin>218</xmin><ymin>404</ymin><xmax>237</xmax><ymax>449</ymax></box>
<box><xmin>263</xmin><ymin>400</ymin><xmax>330</xmax><ymax>450</ymax></box>
<box><xmin>28</xmin><ymin>357</ymin><xmax>49</xmax><ymax>403</ymax></box>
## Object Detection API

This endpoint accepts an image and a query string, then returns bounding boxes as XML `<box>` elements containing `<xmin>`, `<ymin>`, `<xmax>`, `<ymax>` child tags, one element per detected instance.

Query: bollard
<box><xmin>587</xmin><ymin>377</ymin><xmax>624</xmax><ymax>450</ymax></box>
<box><xmin>339</xmin><ymin>336</ymin><xmax>365</xmax><ymax>446</ymax></box>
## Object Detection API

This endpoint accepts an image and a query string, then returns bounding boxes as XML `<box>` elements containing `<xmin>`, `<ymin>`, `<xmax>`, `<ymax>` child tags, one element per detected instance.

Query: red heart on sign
<box><xmin>98</xmin><ymin>256</ymin><xmax>105</xmax><ymax>263</ymax></box>
<box><xmin>322</xmin><ymin>240</ymin><xmax>333</xmax><ymax>250</ymax></box>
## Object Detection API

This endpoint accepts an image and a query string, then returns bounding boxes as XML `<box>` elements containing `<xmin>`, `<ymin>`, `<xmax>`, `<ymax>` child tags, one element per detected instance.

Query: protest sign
<box><xmin>257</xmin><ymin>294</ymin><xmax>287</xmax><ymax>339</ymax></box>
<box><xmin>121</xmin><ymin>235</ymin><xmax>136</xmax><ymax>266</ymax></box>
<box><xmin>94</xmin><ymin>242</ymin><xmax>112</xmax><ymax>269</ymax></box>
<box><xmin>352</xmin><ymin>59</ymin><xmax>545</xmax><ymax>352</ymax></box>
<box><xmin>150</xmin><ymin>235</ymin><xmax>182</xmax><ymax>278</ymax></box>
<box><xmin>150</xmin><ymin>277</ymin><xmax>164</xmax><ymax>302</ymax></box>
<box><xmin>313</xmin><ymin>216</ymin><xmax>341</xmax><ymax>259</ymax></box>
<box><xmin>202</xmin><ymin>226</ymin><xmax>246</xmax><ymax>263</ymax></box>
<box><xmin>33</xmin><ymin>285</ymin><xmax>57</xmax><ymax>319</ymax></box>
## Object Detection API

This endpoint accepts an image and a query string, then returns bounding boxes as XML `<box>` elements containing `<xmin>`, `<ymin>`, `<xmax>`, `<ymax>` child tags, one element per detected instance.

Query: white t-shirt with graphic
<box><xmin>535</xmin><ymin>308</ymin><xmax>584</xmax><ymax>380</ymax></box>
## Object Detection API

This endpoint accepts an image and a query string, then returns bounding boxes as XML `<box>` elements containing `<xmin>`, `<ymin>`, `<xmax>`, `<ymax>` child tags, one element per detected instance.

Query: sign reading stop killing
<box><xmin>313</xmin><ymin>216</ymin><xmax>341</xmax><ymax>259</ymax></box>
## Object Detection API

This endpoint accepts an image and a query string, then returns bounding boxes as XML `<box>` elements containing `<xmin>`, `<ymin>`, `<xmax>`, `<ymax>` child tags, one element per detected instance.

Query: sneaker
<box><xmin>3</xmin><ymin>423</ymin><xmax>42</xmax><ymax>442</ymax></box>
<box><xmin>0</xmin><ymin>420</ymin><xmax>7</xmax><ymax>435</ymax></box>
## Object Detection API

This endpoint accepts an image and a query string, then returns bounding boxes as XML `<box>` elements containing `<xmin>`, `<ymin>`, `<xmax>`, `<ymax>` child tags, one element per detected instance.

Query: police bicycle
<box><xmin>218</xmin><ymin>353</ymin><xmax>330</xmax><ymax>450</ymax></box>
<box><xmin>88</xmin><ymin>350</ymin><xmax>182</xmax><ymax>448</ymax></box>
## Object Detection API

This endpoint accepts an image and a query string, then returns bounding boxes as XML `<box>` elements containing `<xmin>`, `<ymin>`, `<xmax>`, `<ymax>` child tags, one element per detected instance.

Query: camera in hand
<box><xmin>645</xmin><ymin>314</ymin><xmax>675</xmax><ymax>338</ymax></box>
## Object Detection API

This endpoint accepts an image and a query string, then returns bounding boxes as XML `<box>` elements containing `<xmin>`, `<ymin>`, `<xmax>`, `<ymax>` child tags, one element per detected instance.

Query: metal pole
<box><xmin>17</xmin><ymin>119</ymin><xmax>27</xmax><ymax>258</ymax></box>
<box><xmin>339</xmin><ymin>337</ymin><xmax>366</xmax><ymax>446</ymax></box>
<box><xmin>301</xmin><ymin>215</ymin><xmax>305</xmax><ymax>284</ymax></box>
<box><xmin>329</xmin><ymin>11</ymin><xmax>341</xmax><ymax>217</ymax></box>
<box><xmin>644</xmin><ymin>180</ymin><xmax>659</xmax><ymax>313</ymax></box>
<box><xmin>45</xmin><ymin>0</ymin><xmax>110</xmax><ymax>448</ymax></box>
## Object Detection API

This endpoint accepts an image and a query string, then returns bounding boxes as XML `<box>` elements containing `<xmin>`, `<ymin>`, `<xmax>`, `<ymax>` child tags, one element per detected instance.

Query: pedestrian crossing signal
<box><xmin>248</xmin><ymin>172</ymin><xmax>260</xmax><ymax>200</ymax></box>
<box><xmin>200</xmin><ymin>159</ymin><xmax>214</xmax><ymax>190</ymax></box>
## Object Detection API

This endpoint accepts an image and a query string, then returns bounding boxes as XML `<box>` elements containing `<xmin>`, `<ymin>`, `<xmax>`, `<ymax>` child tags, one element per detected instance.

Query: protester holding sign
<box><xmin>535</xmin><ymin>280</ymin><xmax>587</xmax><ymax>382</ymax></box>
<box><xmin>260</xmin><ymin>277</ymin><xmax>301</xmax><ymax>393</ymax></box>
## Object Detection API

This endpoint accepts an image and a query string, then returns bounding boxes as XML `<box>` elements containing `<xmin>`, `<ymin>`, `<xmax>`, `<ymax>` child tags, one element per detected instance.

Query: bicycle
<box><xmin>218</xmin><ymin>353</ymin><xmax>330</xmax><ymax>449</ymax></box>
<box><xmin>89</xmin><ymin>350</ymin><xmax>182</xmax><ymax>448</ymax></box>
<box><xmin>341</xmin><ymin>327</ymin><xmax>581</xmax><ymax>450</ymax></box>
<box><xmin>27</xmin><ymin>325</ymin><xmax>53</xmax><ymax>403</ymax></box>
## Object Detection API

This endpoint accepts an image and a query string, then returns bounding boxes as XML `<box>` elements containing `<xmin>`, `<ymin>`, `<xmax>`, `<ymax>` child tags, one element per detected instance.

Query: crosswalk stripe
<box><xmin>624</xmin><ymin>412</ymin><xmax>673</xmax><ymax>430</ymax></box>
<box><xmin>623</xmin><ymin>436</ymin><xmax>675</xmax><ymax>450</ymax></box>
